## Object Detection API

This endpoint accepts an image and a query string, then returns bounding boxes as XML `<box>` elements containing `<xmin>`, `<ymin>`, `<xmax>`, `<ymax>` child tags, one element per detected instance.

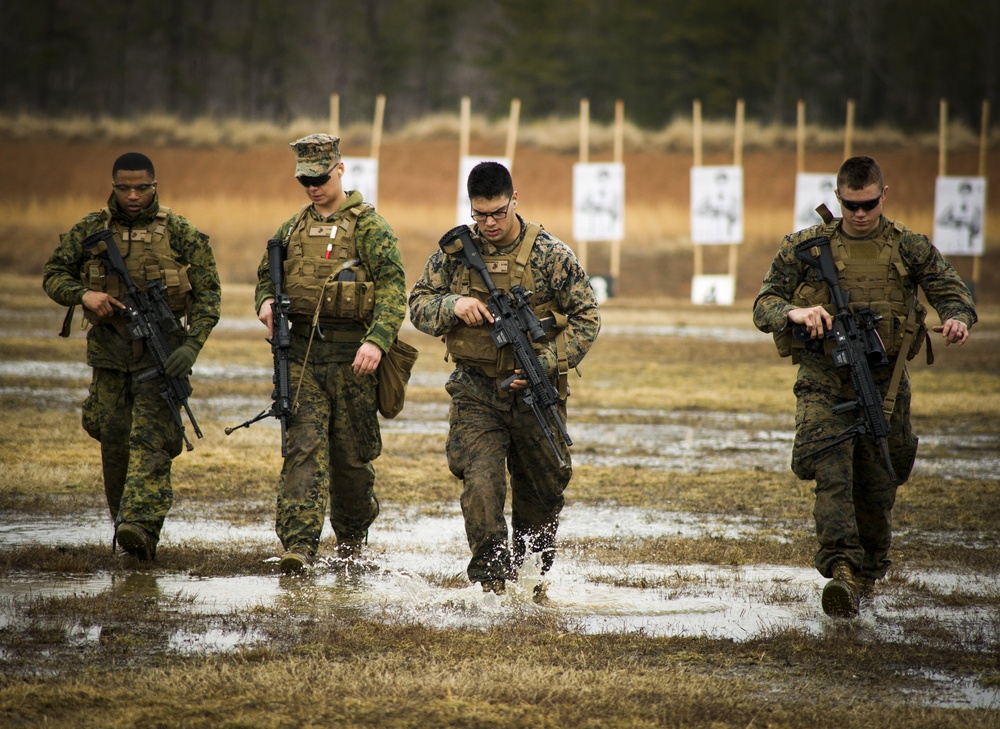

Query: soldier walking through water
<box><xmin>43</xmin><ymin>152</ymin><xmax>221</xmax><ymax>562</ymax></box>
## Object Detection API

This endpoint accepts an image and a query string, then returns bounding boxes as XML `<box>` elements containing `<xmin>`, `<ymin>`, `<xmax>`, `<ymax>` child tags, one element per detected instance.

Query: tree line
<box><xmin>1</xmin><ymin>0</ymin><xmax>995</xmax><ymax>133</ymax></box>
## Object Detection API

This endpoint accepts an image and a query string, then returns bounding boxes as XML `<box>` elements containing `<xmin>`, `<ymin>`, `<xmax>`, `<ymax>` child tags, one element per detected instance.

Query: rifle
<box><xmin>792</xmin><ymin>236</ymin><xmax>898</xmax><ymax>484</ymax></box>
<box><xmin>439</xmin><ymin>226</ymin><xmax>572</xmax><ymax>465</ymax></box>
<box><xmin>225</xmin><ymin>238</ymin><xmax>294</xmax><ymax>456</ymax></box>
<box><xmin>81</xmin><ymin>229</ymin><xmax>202</xmax><ymax>451</ymax></box>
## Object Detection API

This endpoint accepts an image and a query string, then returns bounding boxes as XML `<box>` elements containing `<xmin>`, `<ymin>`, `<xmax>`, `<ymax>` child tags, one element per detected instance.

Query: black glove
<box><xmin>164</xmin><ymin>340</ymin><xmax>201</xmax><ymax>378</ymax></box>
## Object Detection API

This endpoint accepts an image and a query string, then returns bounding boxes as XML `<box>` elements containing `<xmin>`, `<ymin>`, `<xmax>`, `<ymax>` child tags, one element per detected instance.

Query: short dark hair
<box><xmin>467</xmin><ymin>161</ymin><xmax>513</xmax><ymax>200</ymax></box>
<box><xmin>112</xmin><ymin>152</ymin><xmax>155</xmax><ymax>179</ymax></box>
<box><xmin>837</xmin><ymin>156</ymin><xmax>883</xmax><ymax>192</ymax></box>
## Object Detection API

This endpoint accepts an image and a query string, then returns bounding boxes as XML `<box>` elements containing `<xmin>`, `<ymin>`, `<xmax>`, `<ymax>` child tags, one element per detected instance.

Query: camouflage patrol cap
<box><xmin>290</xmin><ymin>134</ymin><xmax>341</xmax><ymax>177</ymax></box>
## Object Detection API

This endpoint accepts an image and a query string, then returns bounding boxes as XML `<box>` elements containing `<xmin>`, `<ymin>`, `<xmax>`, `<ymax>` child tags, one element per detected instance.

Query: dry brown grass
<box><xmin>2</xmin><ymin>123</ymin><xmax>999</xmax><ymax>729</ymax></box>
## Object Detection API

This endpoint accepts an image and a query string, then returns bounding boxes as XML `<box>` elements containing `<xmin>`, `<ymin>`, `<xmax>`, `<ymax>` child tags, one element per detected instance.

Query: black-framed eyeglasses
<box><xmin>298</xmin><ymin>174</ymin><xmax>331</xmax><ymax>188</ymax></box>
<box><xmin>112</xmin><ymin>183</ymin><xmax>156</xmax><ymax>196</ymax></box>
<box><xmin>471</xmin><ymin>195</ymin><xmax>513</xmax><ymax>223</ymax></box>
<box><xmin>837</xmin><ymin>188</ymin><xmax>884</xmax><ymax>212</ymax></box>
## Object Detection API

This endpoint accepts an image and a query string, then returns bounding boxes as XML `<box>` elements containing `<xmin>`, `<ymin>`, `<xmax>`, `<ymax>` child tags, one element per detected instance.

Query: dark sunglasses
<box><xmin>837</xmin><ymin>188</ymin><xmax>884</xmax><ymax>212</ymax></box>
<box><xmin>297</xmin><ymin>174</ymin><xmax>331</xmax><ymax>188</ymax></box>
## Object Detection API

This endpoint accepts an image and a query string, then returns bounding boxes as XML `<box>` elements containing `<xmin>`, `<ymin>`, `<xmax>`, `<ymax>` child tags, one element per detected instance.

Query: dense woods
<box><xmin>0</xmin><ymin>0</ymin><xmax>996</xmax><ymax>131</ymax></box>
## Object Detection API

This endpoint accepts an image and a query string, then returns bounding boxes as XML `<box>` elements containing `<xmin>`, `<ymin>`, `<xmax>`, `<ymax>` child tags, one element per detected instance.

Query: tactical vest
<box><xmin>444</xmin><ymin>222</ymin><xmax>570</xmax><ymax>394</ymax></box>
<box><xmin>775</xmin><ymin>208</ymin><xmax>928</xmax><ymax>364</ymax></box>
<box><xmin>80</xmin><ymin>207</ymin><xmax>193</xmax><ymax>333</ymax></box>
<box><xmin>282</xmin><ymin>203</ymin><xmax>376</xmax><ymax>335</ymax></box>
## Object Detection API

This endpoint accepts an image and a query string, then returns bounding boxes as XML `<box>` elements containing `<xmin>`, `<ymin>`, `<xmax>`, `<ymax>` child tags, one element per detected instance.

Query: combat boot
<box><xmin>856</xmin><ymin>574</ymin><xmax>877</xmax><ymax>600</ymax></box>
<box><xmin>336</xmin><ymin>540</ymin><xmax>363</xmax><ymax>561</ymax></box>
<box><xmin>116</xmin><ymin>523</ymin><xmax>154</xmax><ymax>562</ymax></box>
<box><xmin>279</xmin><ymin>549</ymin><xmax>311</xmax><ymax>574</ymax></box>
<box><xmin>481</xmin><ymin>579</ymin><xmax>506</xmax><ymax>595</ymax></box>
<box><xmin>821</xmin><ymin>559</ymin><xmax>859</xmax><ymax>618</ymax></box>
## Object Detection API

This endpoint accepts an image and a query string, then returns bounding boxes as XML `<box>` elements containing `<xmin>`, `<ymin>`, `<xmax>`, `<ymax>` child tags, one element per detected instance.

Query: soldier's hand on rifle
<box><xmin>933</xmin><ymin>318</ymin><xmax>970</xmax><ymax>347</ymax></box>
<box><xmin>353</xmin><ymin>341</ymin><xmax>383</xmax><ymax>377</ymax></box>
<box><xmin>258</xmin><ymin>297</ymin><xmax>275</xmax><ymax>338</ymax></box>
<box><xmin>164</xmin><ymin>340</ymin><xmax>201</xmax><ymax>378</ymax></box>
<box><xmin>507</xmin><ymin>369</ymin><xmax>529</xmax><ymax>391</ymax></box>
<box><xmin>788</xmin><ymin>305</ymin><xmax>833</xmax><ymax>340</ymax></box>
<box><xmin>81</xmin><ymin>290</ymin><xmax>125</xmax><ymax>318</ymax></box>
<box><xmin>454</xmin><ymin>297</ymin><xmax>493</xmax><ymax>326</ymax></box>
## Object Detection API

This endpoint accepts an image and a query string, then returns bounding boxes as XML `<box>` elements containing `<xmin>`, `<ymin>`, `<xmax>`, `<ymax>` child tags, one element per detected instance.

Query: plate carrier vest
<box><xmin>444</xmin><ymin>222</ymin><xmax>571</xmax><ymax>397</ymax></box>
<box><xmin>80</xmin><ymin>206</ymin><xmax>193</xmax><ymax>338</ymax></box>
<box><xmin>774</xmin><ymin>205</ymin><xmax>930</xmax><ymax>367</ymax></box>
<box><xmin>282</xmin><ymin>202</ymin><xmax>376</xmax><ymax>342</ymax></box>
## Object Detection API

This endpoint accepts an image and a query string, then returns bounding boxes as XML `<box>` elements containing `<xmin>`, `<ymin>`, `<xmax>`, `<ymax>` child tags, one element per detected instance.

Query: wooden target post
<box><xmin>455</xmin><ymin>97</ymin><xmax>521</xmax><ymax>225</ymax></box>
<box><xmin>690</xmin><ymin>99</ymin><xmax>744</xmax><ymax>304</ymax></box>
<box><xmin>573</xmin><ymin>99</ymin><xmax>625</xmax><ymax>295</ymax></box>
<box><xmin>327</xmin><ymin>93</ymin><xmax>386</xmax><ymax>206</ymax></box>
<box><xmin>937</xmin><ymin>98</ymin><xmax>989</xmax><ymax>295</ymax></box>
<box><xmin>327</xmin><ymin>92</ymin><xmax>385</xmax><ymax>154</ymax></box>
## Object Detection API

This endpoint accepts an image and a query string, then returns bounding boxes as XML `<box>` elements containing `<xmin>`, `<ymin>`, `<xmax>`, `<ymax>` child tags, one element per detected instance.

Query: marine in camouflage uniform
<box><xmin>255</xmin><ymin>134</ymin><xmax>406</xmax><ymax>572</ymax></box>
<box><xmin>409</xmin><ymin>162</ymin><xmax>600</xmax><ymax>595</ymax></box>
<box><xmin>42</xmin><ymin>152</ymin><xmax>221</xmax><ymax>561</ymax></box>
<box><xmin>752</xmin><ymin>156</ymin><xmax>976</xmax><ymax>617</ymax></box>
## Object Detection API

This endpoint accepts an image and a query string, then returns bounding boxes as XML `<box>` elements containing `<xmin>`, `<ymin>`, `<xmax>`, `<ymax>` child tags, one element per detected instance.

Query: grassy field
<box><xmin>2</xmin><ymin>268</ymin><xmax>999</xmax><ymax>727</ymax></box>
<box><xmin>2</xmin><ymin>117</ymin><xmax>999</xmax><ymax>726</ymax></box>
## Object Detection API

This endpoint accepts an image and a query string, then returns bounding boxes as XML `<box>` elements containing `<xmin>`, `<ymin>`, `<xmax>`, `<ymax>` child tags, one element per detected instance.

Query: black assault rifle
<box><xmin>439</xmin><ymin>226</ymin><xmax>572</xmax><ymax>465</ymax></box>
<box><xmin>792</xmin><ymin>236</ymin><xmax>898</xmax><ymax>484</ymax></box>
<box><xmin>225</xmin><ymin>238</ymin><xmax>294</xmax><ymax>456</ymax></box>
<box><xmin>81</xmin><ymin>229</ymin><xmax>202</xmax><ymax>451</ymax></box>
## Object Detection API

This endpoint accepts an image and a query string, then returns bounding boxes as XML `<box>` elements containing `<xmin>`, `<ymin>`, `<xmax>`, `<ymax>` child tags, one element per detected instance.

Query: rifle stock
<box><xmin>81</xmin><ymin>228</ymin><xmax>202</xmax><ymax>451</ymax></box>
<box><xmin>793</xmin><ymin>236</ymin><xmax>898</xmax><ymax>483</ymax></box>
<box><xmin>225</xmin><ymin>238</ymin><xmax>294</xmax><ymax>456</ymax></box>
<box><xmin>439</xmin><ymin>226</ymin><xmax>571</xmax><ymax>465</ymax></box>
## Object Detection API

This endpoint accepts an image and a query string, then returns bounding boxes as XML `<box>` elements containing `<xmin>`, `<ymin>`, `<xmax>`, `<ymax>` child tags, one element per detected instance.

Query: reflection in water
<box><xmin>2</xmin><ymin>500</ymin><xmax>998</xmax><ymax>707</ymax></box>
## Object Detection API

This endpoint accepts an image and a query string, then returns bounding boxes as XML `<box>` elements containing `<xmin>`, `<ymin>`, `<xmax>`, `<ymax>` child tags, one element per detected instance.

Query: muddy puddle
<box><xmin>3</xmin><ymin>501</ymin><xmax>999</xmax><ymax>710</ymax></box>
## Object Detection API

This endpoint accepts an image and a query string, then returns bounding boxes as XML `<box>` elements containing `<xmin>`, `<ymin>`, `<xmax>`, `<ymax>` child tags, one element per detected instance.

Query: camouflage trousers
<box><xmin>445</xmin><ymin>389</ymin><xmax>573</xmax><ymax>584</ymax></box>
<box><xmin>276</xmin><ymin>359</ymin><xmax>382</xmax><ymax>556</ymax></box>
<box><xmin>82</xmin><ymin>367</ymin><xmax>183</xmax><ymax>543</ymax></box>
<box><xmin>791</xmin><ymin>354</ymin><xmax>918</xmax><ymax>580</ymax></box>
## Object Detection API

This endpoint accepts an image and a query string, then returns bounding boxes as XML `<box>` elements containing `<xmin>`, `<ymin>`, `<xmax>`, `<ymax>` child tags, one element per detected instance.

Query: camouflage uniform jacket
<box><xmin>409</xmin><ymin>215</ymin><xmax>601</xmax><ymax>410</ymax></box>
<box><xmin>42</xmin><ymin>194</ymin><xmax>222</xmax><ymax>371</ymax></box>
<box><xmin>753</xmin><ymin>216</ymin><xmax>977</xmax><ymax>346</ymax></box>
<box><xmin>255</xmin><ymin>190</ymin><xmax>406</xmax><ymax>364</ymax></box>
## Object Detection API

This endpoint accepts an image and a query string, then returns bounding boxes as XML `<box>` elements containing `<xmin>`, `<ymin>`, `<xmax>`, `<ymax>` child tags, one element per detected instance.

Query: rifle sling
<box><xmin>882</xmin><ymin>296</ymin><xmax>929</xmax><ymax>419</ymax></box>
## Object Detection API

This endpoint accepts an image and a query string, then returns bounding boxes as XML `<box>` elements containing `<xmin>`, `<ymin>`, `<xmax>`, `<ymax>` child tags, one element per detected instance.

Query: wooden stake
<box><xmin>796</xmin><ymin>99</ymin><xmax>806</xmax><ymax>173</ymax></box>
<box><xmin>370</xmin><ymin>94</ymin><xmax>385</xmax><ymax>160</ymax></box>
<box><xmin>844</xmin><ymin>99</ymin><xmax>855</xmax><ymax>160</ymax></box>
<box><xmin>611</xmin><ymin>99</ymin><xmax>625</xmax><ymax>282</ymax></box>
<box><xmin>973</xmin><ymin>99</ymin><xmax>990</xmax><ymax>289</ymax></box>
<box><xmin>505</xmin><ymin>98</ymin><xmax>521</xmax><ymax>169</ymax></box>
<box><xmin>577</xmin><ymin>99</ymin><xmax>590</xmax><ymax>268</ymax></box>
<box><xmin>730</xmin><ymin>98</ymin><xmax>745</xmax><ymax>287</ymax></box>
<box><xmin>459</xmin><ymin>96</ymin><xmax>471</xmax><ymax>159</ymax></box>
<box><xmin>692</xmin><ymin>99</ymin><xmax>703</xmax><ymax>277</ymax></box>
<box><xmin>939</xmin><ymin>98</ymin><xmax>948</xmax><ymax>177</ymax></box>
<box><xmin>330</xmin><ymin>93</ymin><xmax>340</xmax><ymax>137</ymax></box>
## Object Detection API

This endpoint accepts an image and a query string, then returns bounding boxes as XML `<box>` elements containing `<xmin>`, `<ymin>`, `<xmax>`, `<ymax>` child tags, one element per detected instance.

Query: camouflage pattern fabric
<box><xmin>275</xmin><ymin>355</ymin><xmax>382</xmax><ymax>555</ymax></box>
<box><xmin>82</xmin><ymin>366</ymin><xmax>183</xmax><ymax>539</ymax></box>
<box><xmin>409</xmin><ymin>216</ymin><xmax>600</xmax><ymax>583</ymax></box>
<box><xmin>793</xmin><ymin>351</ymin><xmax>917</xmax><ymax>580</ymax></box>
<box><xmin>753</xmin><ymin>216</ymin><xmax>976</xmax><ymax>580</ymax></box>
<box><xmin>256</xmin><ymin>190</ymin><xmax>406</xmax><ymax>360</ymax></box>
<box><xmin>43</xmin><ymin>192</ymin><xmax>222</xmax><ymax>368</ymax></box>
<box><xmin>257</xmin><ymin>190</ymin><xmax>406</xmax><ymax>554</ymax></box>
<box><xmin>43</xmin><ymin>193</ymin><xmax>221</xmax><ymax>545</ymax></box>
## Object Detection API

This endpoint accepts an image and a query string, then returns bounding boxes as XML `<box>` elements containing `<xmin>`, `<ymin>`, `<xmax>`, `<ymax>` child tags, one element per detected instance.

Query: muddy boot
<box><xmin>280</xmin><ymin>549</ymin><xmax>311</xmax><ymax>574</ymax></box>
<box><xmin>336</xmin><ymin>540</ymin><xmax>363</xmax><ymax>561</ymax></box>
<box><xmin>116</xmin><ymin>523</ymin><xmax>154</xmax><ymax>562</ymax></box>
<box><xmin>856</xmin><ymin>574</ymin><xmax>877</xmax><ymax>600</ymax></box>
<box><xmin>481</xmin><ymin>579</ymin><xmax>506</xmax><ymax>595</ymax></box>
<box><xmin>822</xmin><ymin>560</ymin><xmax>859</xmax><ymax>618</ymax></box>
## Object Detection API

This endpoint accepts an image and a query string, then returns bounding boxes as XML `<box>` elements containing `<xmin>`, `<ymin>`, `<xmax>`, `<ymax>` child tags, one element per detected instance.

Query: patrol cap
<box><xmin>290</xmin><ymin>134</ymin><xmax>341</xmax><ymax>177</ymax></box>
